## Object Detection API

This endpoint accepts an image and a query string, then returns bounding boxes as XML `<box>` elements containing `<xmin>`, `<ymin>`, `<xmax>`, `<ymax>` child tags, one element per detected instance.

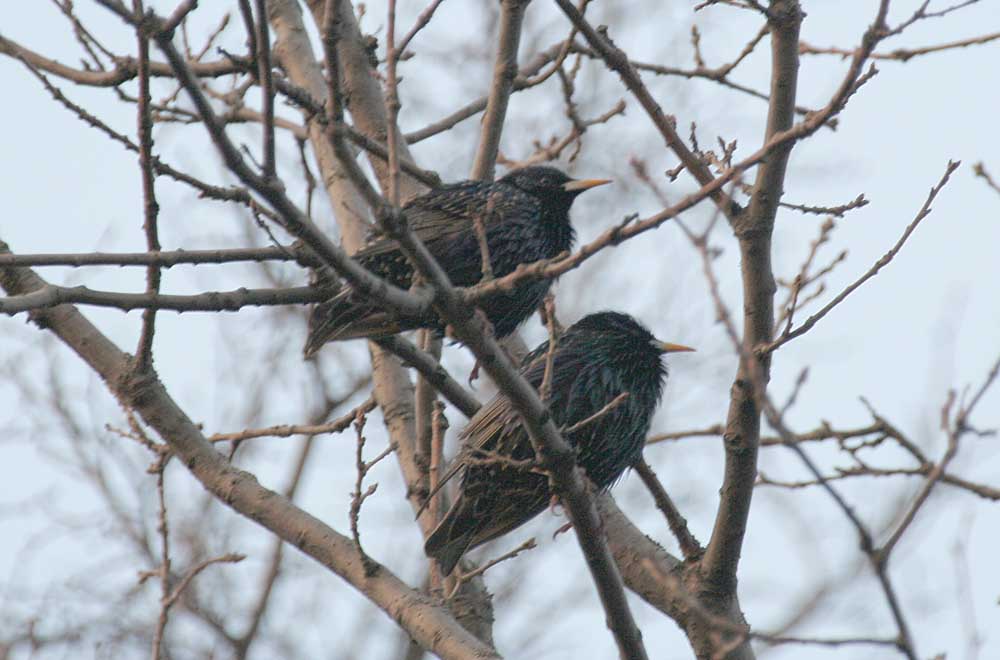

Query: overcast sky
<box><xmin>1</xmin><ymin>2</ymin><xmax>999</xmax><ymax>659</ymax></box>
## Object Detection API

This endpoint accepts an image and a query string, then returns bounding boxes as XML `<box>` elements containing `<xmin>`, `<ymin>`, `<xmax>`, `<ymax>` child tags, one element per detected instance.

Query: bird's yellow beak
<box><xmin>563</xmin><ymin>178</ymin><xmax>613</xmax><ymax>193</ymax></box>
<box><xmin>656</xmin><ymin>341</ymin><xmax>696</xmax><ymax>354</ymax></box>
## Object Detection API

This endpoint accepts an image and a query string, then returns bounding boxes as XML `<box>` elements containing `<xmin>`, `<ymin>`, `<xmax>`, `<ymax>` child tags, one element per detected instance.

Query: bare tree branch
<box><xmin>0</xmin><ymin>33</ymin><xmax>243</xmax><ymax>86</ymax></box>
<box><xmin>800</xmin><ymin>30</ymin><xmax>1000</xmax><ymax>62</ymax></box>
<box><xmin>0</xmin><ymin>282</ymin><xmax>328</xmax><ymax>315</ymax></box>
<box><xmin>635</xmin><ymin>459</ymin><xmax>703</xmax><ymax>561</ymax></box>
<box><xmin>133</xmin><ymin>1</ymin><xmax>161</xmax><ymax>374</ymax></box>
<box><xmin>470</xmin><ymin>0</ymin><xmax>530</xmax><ymax>181</ymax></box>
<box><xmin>698</xmin><ymin>1</ymin><xmax>803</xmax><ymax>610</ymax></box>
<box><xmin>375</xmin><ymin>336</ymin><xmax>481</xmax><ymax>419</ymax></box>
<box><xmin>0</xmin><ymin>245</ymin><xmax>302</xmax><ymax>268</ymax></box>
<box><xmin>764</xmin><ymin>160</ymin><xmax>961</xmax><ymax>353</ymax></box>
<box><xmin>0</xmin><ymin>244</ymin><xmax>501</xmax><ymax>660</ymax></box>
<box><xmin>554</xmin><ymin>0</ymin><xmax>741</xmax><ymax>221</ymax></box>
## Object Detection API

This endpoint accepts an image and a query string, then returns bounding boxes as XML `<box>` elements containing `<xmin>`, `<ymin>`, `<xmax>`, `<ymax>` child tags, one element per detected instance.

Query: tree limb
<box><xmin>0</xmin><ymin>244</ymin><xmax>500</xmax><ymax>660</ymax></box>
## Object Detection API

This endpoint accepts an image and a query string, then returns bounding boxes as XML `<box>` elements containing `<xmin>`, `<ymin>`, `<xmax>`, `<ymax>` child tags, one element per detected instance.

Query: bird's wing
<box><xmin>457</xmin><ymin>338</ymin><xmax>585</xmax><ymax>455</ymax></box>
<box><xmin>418</xmin><ymin>335</ymin><xmax>588</xmax><ymax>519</ymax></box>
<box><xmin>415</xmin><ymin>393</ymin><xmax>518</xmax><ymax>520</ymax></box>
<box><xmin>459</xmin><ymin>392</ymin><xmax>524</xmax><ymax>454</ymax></box>
<box><xmin>352</xmin><ymin>182</ymin><xmax>485</xmax><ymax>261</ymax></box>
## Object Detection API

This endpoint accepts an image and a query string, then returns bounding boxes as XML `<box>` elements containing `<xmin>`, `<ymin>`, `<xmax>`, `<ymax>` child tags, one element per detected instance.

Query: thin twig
<box><xmin>646</xmin><ymin>425</ymin><xmax>726</xmax><ymax>444</ymax></box>
<box><xmin>973</xmin><ymin>161</ymin><xmax>1000</xmax><ymax>196</ymax></box>
<box><xmin>554</xmin><ymin>0</ymin><xmax>740</xmax><ymax>222</ymax></box>
<box><xmin>253</xmin><ymin>0</ymin><xmax>276</xmax><ymax>176</ymax></box>
<box><xmin>133</xmin><ymin>0</ymin><xmax>161</xmax><ymax>373</ymax></box>
<box><xmin>397</xmin><ymin>0</ymin><xmax>448</xmax><ymax>56</ymax></box>
<box><xmin>759</xmin><ymin>465</ymin><xmax>1000</xmax><ymax>501</ymax></box>
<box><xmin>159</xmin><ymin>553</ymin><xmax>246</xmax><ymax>611</ymax></box>
<box><xmin>538</xmin><ymin>294</ymin><xmax>559</xmax><ymax>402</ymax></box>
<box><xmin>349</xmin><ymin>408</ymin><xmax>378</xmax><ymax>573</ymax></box>
<box><xmin>635</xmin><ymin>459</ymin><xmax>702</xmax><ymax>560</ymax></box>
<box><xmin>779</xmin><ymin>194</ymin><xmax>868</xmax><ymax>217</ymax></box>
<box><xmin>0</xmin><ymin>283</ymin><xmax>330</xmax><ymax>315</ymax></box>
<box><xmin>447</xmin><ymin>537</ymin><xmax>537</xmax><ymax>599</ymax></box>
<box><xmin>561</xmin><ymin>392</ymin><xmax>629</xmax><ymax>435</ymax></box>
<box><xmin>878</xmin><ymin>352</ymin><xmax>1000</xmax><ymax>560</ymax></box>
<box><xmin>800</xmin><ymin>30</ymin><xmax>1000</xmax><ymax>62</ymax></box>
<box><xmin>0</xmin><ymin>245</ymin><xmax>304</xmax><ymax>268</ymax></box>
<box><xmin>208</xmin><ymin>396</ymin><xmax>376</xmax><ymax>443</ymax></box>
<box><xmin>384</xmin><ymin>0</ymin><xmax>402</xmax><ymax>204</ymax></box>
<box><xmin>764</xmin><ymin>160</ymin><xmax>961</xmax><ymax>354</ymax></box>
<box><xmin>150</xmin><ymin>456</ymin><xmax>171</xmax><ymax>660</ymax></box>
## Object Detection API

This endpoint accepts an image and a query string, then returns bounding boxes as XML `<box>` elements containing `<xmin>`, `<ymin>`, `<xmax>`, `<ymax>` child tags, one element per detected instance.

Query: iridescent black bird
<box><xmin>424</xmin><ymin>311</ymin><xmax>694</xmax><ymax>576</ymax></box>
<box><xmin>303</xmin><ymin>166</ymin><xmax>610</xmax><ymax>356</ymax></box>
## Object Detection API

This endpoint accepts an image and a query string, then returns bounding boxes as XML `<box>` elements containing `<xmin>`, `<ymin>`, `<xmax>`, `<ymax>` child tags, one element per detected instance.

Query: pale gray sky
<box><xmin>1</xmin><ymin>1</ymin><xmax>998</xmax><ymax>658</ymax></box>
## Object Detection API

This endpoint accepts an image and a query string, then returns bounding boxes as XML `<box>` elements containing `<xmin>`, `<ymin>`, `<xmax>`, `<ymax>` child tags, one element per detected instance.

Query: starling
<box><xmin>424</xmin><ymin>311</ymin><xmax>694</xmax><ymax>576</ymax></box>
<box><xmin>303</xmin><ymin>166</ymin><xmax>610</xmax><ymax>356</ymax></box>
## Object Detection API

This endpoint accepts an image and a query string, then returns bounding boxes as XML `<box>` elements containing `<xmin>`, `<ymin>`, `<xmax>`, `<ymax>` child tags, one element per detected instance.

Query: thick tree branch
<box><xmin>252</xmin><ymin>0</ymin><xmax>277</xmax><ymax>177</ymax></box>
<box><xmin>470</xmin><ymin>0</ymin><xmax>531</xmax><ymax>181</ymax></box>
<box><xmin>369</xmin><ymin>203</ymin><xmax>649</xmax><ymax>659</ymax></box>
<box><xmin>700</xmin><ymin>0</ymin><xmax>802</xmax><ymax>599</ymax></box>
<box><xmin>0</xmin><ymin>247</ymin><xmax>499</xmax><ymax>660</ymax></box>
<box><xmin>286</xmin><ymin>0</ymin><xmax>495</xmax><ymax>645</ymax></box>
<box><xmin>91</xmin><ymin>1</ymin><xmax>439</xmax><ymax>327</ymax></box>
<box><xmin>376</xmin><ymin>336</ymin><xmax>481</xmax><ymax>419</ymax></box>
<box><xmin>305</xmin><ymin>0</ymin><xmax>425</xmax><ymax>200</ymax></box>
<box><xmin>0</xmin><ymin>32</ymin><xmax>243</xmax><ymax>86</ymax></box>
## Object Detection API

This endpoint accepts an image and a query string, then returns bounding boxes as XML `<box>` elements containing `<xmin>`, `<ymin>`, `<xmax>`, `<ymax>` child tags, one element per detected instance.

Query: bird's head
<box><xmin>499</xmin><ymin>166</ymin><xmax>611</xmax><ymax>216</ymax></box>
<box><xmin>570</xmin><ymin>311</ymin><xmax>695</xmax><ymax>397</ymax></box>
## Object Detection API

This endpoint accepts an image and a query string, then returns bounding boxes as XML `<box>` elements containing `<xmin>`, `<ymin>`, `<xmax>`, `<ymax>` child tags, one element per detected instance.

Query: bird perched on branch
<box><xmin>303</xmin><ymin>166</ymin><xmax>610</xmax><ymax>356</ymax></box>
<box><xmin>423</xmin><ymin>311</ymin><xmax>694</xmax><ymax>576</ymax></box>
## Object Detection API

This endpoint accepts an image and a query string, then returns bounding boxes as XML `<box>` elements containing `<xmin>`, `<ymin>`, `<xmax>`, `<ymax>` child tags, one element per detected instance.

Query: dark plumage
<box><xmin>303</xmin><ymin>166</ymin><xmax>609</xmax><ymax>356</ymax></box>
<box><xmin>424</xmin><ymin>311</ymin><xmax>694</xmax><ymax>576</ymax></box>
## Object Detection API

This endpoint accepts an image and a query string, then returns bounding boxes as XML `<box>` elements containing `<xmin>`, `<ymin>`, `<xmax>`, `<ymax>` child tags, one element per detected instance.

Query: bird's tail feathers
<box><xmin>303</xmin><ymin>291</ymin><xmax>401</xmax><ymax>356</ymax></box>
<box><xmin>424</xmin><ymin>497</ymin><xmax>478</xmax><ymax>576</ymax></box>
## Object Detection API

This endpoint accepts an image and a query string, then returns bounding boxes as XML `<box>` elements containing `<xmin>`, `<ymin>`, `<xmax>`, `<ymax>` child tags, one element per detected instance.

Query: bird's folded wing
<box><xmin>415</xmin><ymin>391</ymin><xmax>520</xmax><ymax>519</ymax></box>
<box><xmin>353</xmin><ymin>183</ymin><xmax>484</xmax><ymax>260</ymax></box>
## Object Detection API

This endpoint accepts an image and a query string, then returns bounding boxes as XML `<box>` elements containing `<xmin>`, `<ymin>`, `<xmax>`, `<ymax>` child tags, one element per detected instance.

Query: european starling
<box><xmin>424</xmin><ymin>311</ymin><xmax>694</xmax><ymax>576</ymax></box>
<box><xmin>303</xmin><ymin>166</ymin><xmax>610</xmax><ymax>356</ymax></box>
